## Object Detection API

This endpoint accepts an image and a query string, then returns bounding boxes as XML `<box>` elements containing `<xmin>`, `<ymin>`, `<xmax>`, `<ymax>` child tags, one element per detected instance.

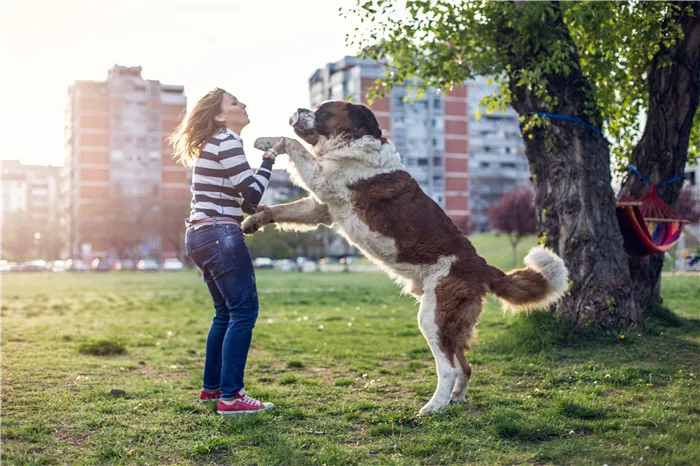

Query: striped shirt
<box><xmin>188</xmin><ymin>128</ymin><xmax>274</xmax><ymax>223</ymax></box>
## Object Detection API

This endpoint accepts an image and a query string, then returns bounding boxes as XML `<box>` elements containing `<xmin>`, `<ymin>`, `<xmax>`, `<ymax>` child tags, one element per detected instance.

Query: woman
<box><xmin>169</xmin><ymin>88</ymin><xmax>283</xmax><ymax>414</ymax></box>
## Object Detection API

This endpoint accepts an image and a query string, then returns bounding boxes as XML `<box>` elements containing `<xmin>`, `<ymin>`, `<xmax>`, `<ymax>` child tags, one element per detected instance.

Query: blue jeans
<box><xmin>185</xmin><ymin>221</ymin><xmax>258</xmax><ymax>400</ymax></box>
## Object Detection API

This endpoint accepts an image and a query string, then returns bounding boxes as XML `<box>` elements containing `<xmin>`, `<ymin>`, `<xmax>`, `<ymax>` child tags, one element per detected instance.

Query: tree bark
<box><xmin>622</xmin><ymin>2</ymin><xmax>700</xmax><ymax>309</ymax></box>
<box><xmin>500</xmin><ymin>2</ymin><xmax>640</xmax><ymax>330</ymax></box>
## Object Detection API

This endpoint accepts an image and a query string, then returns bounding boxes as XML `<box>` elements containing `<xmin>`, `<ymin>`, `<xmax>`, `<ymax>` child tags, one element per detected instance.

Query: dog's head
<box><xmin>289</xmin><ymin>101</ymin><xmax>384</xmax><ymax>148</ymax></box>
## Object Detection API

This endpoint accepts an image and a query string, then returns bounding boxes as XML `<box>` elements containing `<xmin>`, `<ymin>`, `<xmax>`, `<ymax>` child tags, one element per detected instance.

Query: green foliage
<box><xmin>345</xmin><ymin>1</ymin><xmax>699</xmax><ymax>170</ymax></box>
<box><xmin>244</xmin><ymin>225</ymin><xmax>315</xmax><ymax>260</ymax></box>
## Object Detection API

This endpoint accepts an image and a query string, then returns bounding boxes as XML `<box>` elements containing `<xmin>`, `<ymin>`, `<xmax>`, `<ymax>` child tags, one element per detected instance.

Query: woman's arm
<box><xmin>217</xmin><ymin>136</ymin><xmax>274</xmax><ymax>209</ymax></box>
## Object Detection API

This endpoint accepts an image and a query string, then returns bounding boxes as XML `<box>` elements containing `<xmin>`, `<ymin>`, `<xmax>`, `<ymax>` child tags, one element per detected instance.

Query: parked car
<box><xmin>137</xmin><ymin>259</ymin><xmax>159</xmax><ymax>271</ymax></box>
<box><xmin>318</xmin><ymin>257</ymin><xmax>340</xmax><ymax>265</ymax></box>
<box><xmin>253</xmin><ymin>257</ymin><xmax>273</xmax><ymax>269</ymax></box>
<box><xmin>163</xmin><ymin>258</ymin><xmax>184</xmax><ymax>271</ymax></box>
<box><xmin>300</xmin><ymin>260</ymin><xmax>318</xmax><ymax>273</ymax></box>
<box><xmin>274</xmin><ymin>259</ymin><xmax>297</xmax><ymax>271</ymax></box>
<box><xmin>51</xmin><ymin>260</ymin><xmax>67</xmax><ymax>273</ymax></box>
<box><xmin>114</xmin><ymin>259</ymin><xmax>136</xmax><ymax>271</ymax></box>
<box><xmin>21</xmin><ymin>260</ymin><xmax>47</xmax><ymax>272</ymax></box>
<box><xmin>0</xmin><ymin>260</ymin><xmax>11</xmax><ymax>273</ymax></box>
<box><xmin>91</xmin><ymin>258</ymin><xmax>111</xmax><ymax>272</ymax></box>
<box><xmin>65</xmin><ymin>259</ymin><xmax>91</xmax><ymax>272</ymax></box>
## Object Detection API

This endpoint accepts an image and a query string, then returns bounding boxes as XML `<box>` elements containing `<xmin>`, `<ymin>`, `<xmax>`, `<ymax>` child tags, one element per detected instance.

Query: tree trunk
<box><xmin>500</xmin><ymin>2</ymin><xmax>640</xmax><ymax>330</ymax></box>
<box><xmin>622</xmin><ymin>2</ymin><xmax>700</xmax><ymax>309</ymax></box>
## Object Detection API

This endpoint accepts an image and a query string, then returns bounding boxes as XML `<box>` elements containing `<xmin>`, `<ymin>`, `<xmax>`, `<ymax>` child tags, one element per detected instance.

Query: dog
<box><xmin>243</xmin><ymin>101</ymin><xmax>568</xmax><ymax>415</ymax></box>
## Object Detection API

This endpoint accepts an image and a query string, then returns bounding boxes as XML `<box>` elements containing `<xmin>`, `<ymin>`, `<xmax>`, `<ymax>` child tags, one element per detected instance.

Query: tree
<box><xmin>83</xmin><ymin>191</ymin><xmax>155</xmax><ymax>259</ymax></box>
<box><xmin>245</xmin><ymin>226</ymin><xmax>315</xmax><ymax>260</ymax></box>
<box><xmin>676</xmin><ymin>185</ymin><xmax>700</xmax><ymax>224</ymax></box>
<box><xmin>348</xmin><ymin>1</ymin><xmax>700</xmax><ymax>331</ymax></box>
<box><xmin>1</xmin><ymin>211</ymin><xmax>40</xmax><ymax>261</ymax></box>
<box><xmin>159</xmin><ymin>194</ymin><xmax>191</xmax><ymax>262</ymax></box>
<box><xmin>488</xmin><ymin>189</ymin><xmax>537</xmax><ymax>268</ymax></box>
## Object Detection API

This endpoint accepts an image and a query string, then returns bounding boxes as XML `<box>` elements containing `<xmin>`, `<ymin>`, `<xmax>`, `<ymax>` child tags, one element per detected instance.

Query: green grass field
<box><xmin>2</xmin><ymin>237</ymin><xmax>699</xmax><ymax>465</ymax></box>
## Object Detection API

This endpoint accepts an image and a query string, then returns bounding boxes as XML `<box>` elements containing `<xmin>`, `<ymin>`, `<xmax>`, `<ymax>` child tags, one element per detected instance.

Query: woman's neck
<box><xmin>227</xmin><ymin>125</ymin><xmax>243</xmax><ymax>136</ymax></box>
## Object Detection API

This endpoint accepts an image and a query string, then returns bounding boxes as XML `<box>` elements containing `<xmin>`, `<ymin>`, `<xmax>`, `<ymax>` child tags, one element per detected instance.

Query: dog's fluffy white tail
<box><xmin>490</xmin><ymin>246</ymin><xmax>569</xmax><ymax>311</ymax></box>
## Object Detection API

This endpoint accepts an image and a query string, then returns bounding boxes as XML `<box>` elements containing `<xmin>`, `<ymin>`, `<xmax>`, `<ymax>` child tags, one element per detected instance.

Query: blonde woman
<box><xmin>170</xmin><ymin>88</ymin><xmax>284</xmax><ymax>414</ymax></box>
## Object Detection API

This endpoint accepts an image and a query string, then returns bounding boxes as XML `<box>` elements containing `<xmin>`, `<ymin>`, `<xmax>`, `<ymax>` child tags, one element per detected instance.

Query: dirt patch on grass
<box><xmin>52</xmin><ymin>428</ymin><xmax>92</xmax><ymax>449</ymax></box>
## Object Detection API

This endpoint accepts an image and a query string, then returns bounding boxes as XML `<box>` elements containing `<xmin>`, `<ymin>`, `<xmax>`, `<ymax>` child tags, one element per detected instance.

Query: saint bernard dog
<box><xmin>243</xmin><ymin>101</ymin><xmax>568</xmax><ymax>416</ymax></box>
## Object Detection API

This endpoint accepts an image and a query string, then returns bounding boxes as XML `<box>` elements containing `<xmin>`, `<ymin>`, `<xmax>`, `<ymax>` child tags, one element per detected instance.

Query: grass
<box><xmin>2</xmin><ymin>236</ymin><xmax>699</xmax><ymax>465</ymax></box>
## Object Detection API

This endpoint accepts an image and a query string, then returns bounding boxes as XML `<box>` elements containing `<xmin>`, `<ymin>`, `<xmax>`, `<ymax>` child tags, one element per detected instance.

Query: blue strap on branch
<box><xmin>526</xmin><ymin>112</ymin><xmax>687</xmax><ymax>192</ymax></box>
<box><xmin>618</xmin><ymin>164</ymin><xmax>686</xmax><ymax>197</ymax></box>
<box><xmin>530</xmin><ymin>112</ymin><xmax>605</xmax><ymax>138</ymax></box>
<box><xmin>655</xmin><ymin>174</ymin><xmax>686</xmax><ymax>187</ymax></box>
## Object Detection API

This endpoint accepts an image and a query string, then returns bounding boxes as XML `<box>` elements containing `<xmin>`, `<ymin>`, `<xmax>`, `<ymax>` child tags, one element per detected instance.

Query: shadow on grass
<box><xmin>478</xmin><ymin>305</ymin><xmax>700</xmax><ymax>368</ymax></box>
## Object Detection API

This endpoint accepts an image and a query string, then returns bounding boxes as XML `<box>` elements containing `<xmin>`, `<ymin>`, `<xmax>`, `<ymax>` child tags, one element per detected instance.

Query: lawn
<box><xmin>2</xmin><ymin>238</ymin><xmax>699</xmax><ymax>465</ymax></box>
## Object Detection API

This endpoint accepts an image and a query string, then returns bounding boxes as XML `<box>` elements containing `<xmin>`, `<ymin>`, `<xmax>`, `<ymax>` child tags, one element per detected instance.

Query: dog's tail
<box><xmin>489</xmin><ymin>246</ymin><xmax>569</xmax><ymax>311</ymax></box>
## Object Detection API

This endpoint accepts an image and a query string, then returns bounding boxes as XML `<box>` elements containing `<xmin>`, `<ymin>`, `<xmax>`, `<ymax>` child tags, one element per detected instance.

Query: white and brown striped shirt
<box><xmin>188</xmin><ymin>128</ymin><xmax>274</xmax><ymax>223</ymax></box>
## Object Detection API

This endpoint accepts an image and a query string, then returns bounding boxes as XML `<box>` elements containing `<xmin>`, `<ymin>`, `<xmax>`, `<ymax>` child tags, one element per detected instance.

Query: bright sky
<box><xmin>0</xmin><ymin>0</ymin><xmax>363</xmax><ymax>168</ymax></box>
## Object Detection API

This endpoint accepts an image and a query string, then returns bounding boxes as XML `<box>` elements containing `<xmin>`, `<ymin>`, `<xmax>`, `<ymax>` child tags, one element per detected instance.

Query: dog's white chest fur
<box><xmin>289</xmin><ymin>137</ymin><xmax>407</xmax><ymax>267</ymax></box>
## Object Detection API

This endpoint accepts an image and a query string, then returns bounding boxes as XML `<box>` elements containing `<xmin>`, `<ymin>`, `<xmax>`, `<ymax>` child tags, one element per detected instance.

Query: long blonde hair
<box><xmin>169</xmin><ymin>88</ymin><xmax>227</xmax><ymax>166</ymax></box>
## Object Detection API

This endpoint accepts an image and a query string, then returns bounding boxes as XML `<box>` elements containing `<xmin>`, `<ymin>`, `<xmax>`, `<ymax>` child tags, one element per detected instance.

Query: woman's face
<box><xmin>218</xmin><ymin>93</ymin><xmax>249</xmax><ymax>131</ymax></box>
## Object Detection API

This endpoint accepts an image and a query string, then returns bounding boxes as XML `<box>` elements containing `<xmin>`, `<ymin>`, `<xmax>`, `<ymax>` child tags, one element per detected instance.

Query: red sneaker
<box><xmin>217</xmin><ymin>389</ymin><xmax>274</xmax><ymax>415</ymax></box>
<box><xmin>199</xmin><ymin>390</ymin><xmax>221</xmax><ymax>403</ymax></box>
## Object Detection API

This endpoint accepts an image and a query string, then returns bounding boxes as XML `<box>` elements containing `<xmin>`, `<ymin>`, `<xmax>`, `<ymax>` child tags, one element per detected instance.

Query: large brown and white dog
<box><xmin>244</xmin><ymin>101</ymin><xmax>568</xmax><ymax>416</ymax></box>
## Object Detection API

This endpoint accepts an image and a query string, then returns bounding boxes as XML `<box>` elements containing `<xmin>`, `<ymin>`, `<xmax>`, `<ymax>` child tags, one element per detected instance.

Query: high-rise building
<box><xmin>1</xmin><ymin>160</ymin><xmax>60</xmax><ymax>223</ymax></box>
<box><xmin>308</xmin><ymin>57</ymin><xmax>531</xmax><ymax>232</ymax></box>
<box><xmin>466</xmin><ymin>77</ymin><xmax>530</xmax><ymax>231</ymax></box>
<box><xmin>60</xmin><ymin>65</ymin><xmax>188</xmax><ymax>260</ymax></box>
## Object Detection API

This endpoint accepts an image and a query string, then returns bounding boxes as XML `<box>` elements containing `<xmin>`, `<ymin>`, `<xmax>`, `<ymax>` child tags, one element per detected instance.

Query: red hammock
<box><xmin>616</xmin><ymin>184</ymin><xmax>688</xmax><ymax>256</ymax></box>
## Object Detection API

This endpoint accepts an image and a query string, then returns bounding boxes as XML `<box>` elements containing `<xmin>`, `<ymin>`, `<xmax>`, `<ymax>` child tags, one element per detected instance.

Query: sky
<box><xmin>0</xmin><ymin>0</ymin><xmax>364</xmax><ymax>168</ymax></box>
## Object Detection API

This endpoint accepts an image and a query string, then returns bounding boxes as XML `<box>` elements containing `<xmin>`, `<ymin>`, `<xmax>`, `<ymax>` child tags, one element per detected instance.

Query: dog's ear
<box><xmin>348</xmin><ymin>104</ymin><xmax>382</xmax><ymax>140</ymax></box>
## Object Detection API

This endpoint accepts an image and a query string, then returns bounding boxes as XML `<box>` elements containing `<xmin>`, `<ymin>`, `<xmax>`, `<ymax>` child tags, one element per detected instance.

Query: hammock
<box><xmin>616</xmin><ymin>165</ymin><xmax>688</xmax><ymax>256</ymax></box>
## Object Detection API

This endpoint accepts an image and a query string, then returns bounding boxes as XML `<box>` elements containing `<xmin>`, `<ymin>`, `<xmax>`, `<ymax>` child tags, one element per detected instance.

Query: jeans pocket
<box><xmin>190</xmin><ymin>239</ymin><xmax>232</xmax><ymax>280</ymax></box>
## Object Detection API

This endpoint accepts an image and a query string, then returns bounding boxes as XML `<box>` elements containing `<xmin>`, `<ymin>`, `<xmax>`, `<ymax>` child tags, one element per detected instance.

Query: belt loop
<box><xmin>212</xmin><ymin>218</ymin><xmax>218</xmax><ymax>227</ymax></box>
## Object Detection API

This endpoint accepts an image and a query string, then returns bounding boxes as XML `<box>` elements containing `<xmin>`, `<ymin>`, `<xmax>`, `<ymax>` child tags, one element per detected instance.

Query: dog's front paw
<box><xmin>242</xmin><ymin>211</ymin><xmax>273</xmax><ymax>235</ymax></box>
<box><xmin>254</xmin><ymin>137</ymin><xmax>278</xmax><ymax>152</ymax></box>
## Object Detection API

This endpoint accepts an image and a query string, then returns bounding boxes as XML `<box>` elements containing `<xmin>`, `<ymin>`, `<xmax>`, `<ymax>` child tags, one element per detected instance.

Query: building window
<box><xmin>480</xmin><ymin>162</ymin><xmax>490</xmax><ymax>168</ymax></box>
<box><xmin>433</xmin><ymin>99</ymin><xmax>442</xmax><ymax>110</ymax></box>
<box><xmin>417</xmin><ymin>158</ymin><xmax>429</xmax><ymax>167</ymax></box>
<box><xmin>501</xmin><ymin>162</ymin><xmax>517</xmax><ymax>169</ymax></box>
<box><xmin>433</xmin><ymin>157</ymin><xmax>442</xmax><ymax>167</ymax></box>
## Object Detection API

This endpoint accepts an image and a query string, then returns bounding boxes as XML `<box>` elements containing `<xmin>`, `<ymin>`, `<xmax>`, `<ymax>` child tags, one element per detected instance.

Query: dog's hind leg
<box><xmin>417</xmin><ymin>287</ymin><xmax>460</xmax><ymax>416</ymax></box>
<box><xmin>450</xmin><ymin>347</ymin><xmax>472</xmax><ymax>403</ymax></box>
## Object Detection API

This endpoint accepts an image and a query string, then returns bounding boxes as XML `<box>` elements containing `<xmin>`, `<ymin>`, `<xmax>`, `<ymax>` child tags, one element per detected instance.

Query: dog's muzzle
<box><xmin>289</xmin><ymin>111</ymin><xmax>300</xmax><ymax>127</ymax></box>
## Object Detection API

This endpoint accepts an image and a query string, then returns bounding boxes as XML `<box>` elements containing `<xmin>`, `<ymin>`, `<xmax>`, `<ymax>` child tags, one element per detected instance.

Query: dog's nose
<box><xmin>289</xmin><ymin>112</ymin><xmax>299</xmax><ymax>126</ymax></box>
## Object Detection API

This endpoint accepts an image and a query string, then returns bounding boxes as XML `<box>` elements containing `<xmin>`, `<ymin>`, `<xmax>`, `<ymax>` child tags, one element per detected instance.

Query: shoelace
<box><xmin>237</xmin><ymin>391</ymin><xmax>261</xmax><ymax>407</ymax></box>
